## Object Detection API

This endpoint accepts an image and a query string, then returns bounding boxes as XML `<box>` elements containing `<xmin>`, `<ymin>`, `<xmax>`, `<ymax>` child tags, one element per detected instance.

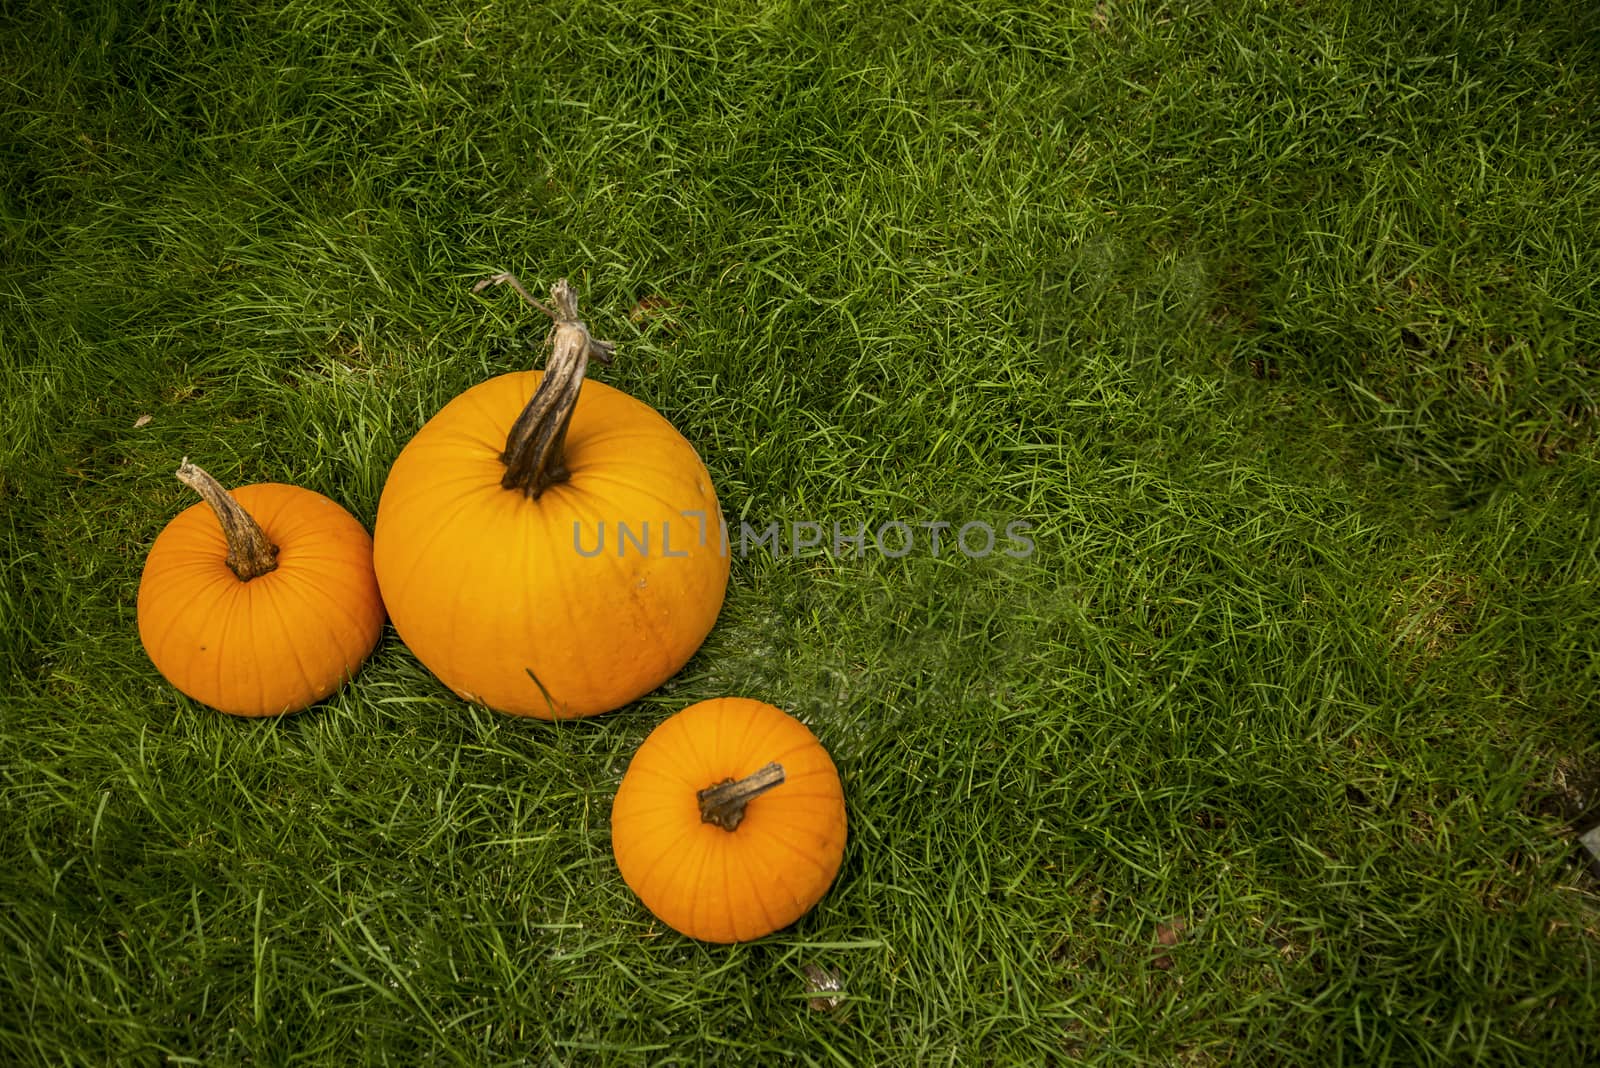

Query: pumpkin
<box><xmin>610</xmin><ymin>697</ymin><xmax>848</xmax><ymax>942</ymax></box>
<box><xmin>371</xmin><ymin>275</ymin><xmax>729</xmax><ymax>718</ymax></box>
<box><xmin>137</xmin><ymin>460</ymin><xmax>385</xmax><ymax>717</ymax></box>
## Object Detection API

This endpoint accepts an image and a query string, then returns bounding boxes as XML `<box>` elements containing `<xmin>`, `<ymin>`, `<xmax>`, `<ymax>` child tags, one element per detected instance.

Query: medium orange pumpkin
<box><xmin>137</xmin><ymin>460</ymin><xmax>385</xmax><ymax>717</ymax></box>
<box><xmin>610</xmin><ymin>697</ymin><xmax>848</xmax><ymax>943</ymax></box>
<box><xmin>372</xmin><ymin>276</ymin><xmax>729</xmax><ymax>718</ymax></box>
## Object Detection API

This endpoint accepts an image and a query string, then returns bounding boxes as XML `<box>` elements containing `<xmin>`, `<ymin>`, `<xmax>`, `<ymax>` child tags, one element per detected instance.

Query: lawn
<box><xmin>3</xmin><ymin>0</ymin><xmax>1599</xmax><ymax>1062</ymax></box>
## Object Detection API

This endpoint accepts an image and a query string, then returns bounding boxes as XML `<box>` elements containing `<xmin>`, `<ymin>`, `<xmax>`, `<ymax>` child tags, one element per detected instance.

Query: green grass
<box><xmin>4</xmin><ymin>0</ymin><xmax>1599</xmax><ymax>1062</ymax></box>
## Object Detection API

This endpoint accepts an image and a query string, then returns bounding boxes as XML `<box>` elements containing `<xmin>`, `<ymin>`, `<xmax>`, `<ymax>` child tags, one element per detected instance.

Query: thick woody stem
<box><xmin>474</xmin><ymin>274</ymin><xmax>616</xmax><ymax>499</ymax></box>
<box><xmin>697</xmin><ymin>763</ymin><xmax>786</xmax><ymax>832</ymax></box>
<box><xmin>175</xmin><ymin>459</ymin><xmax>278</xmax><ymax>581</ymax></box>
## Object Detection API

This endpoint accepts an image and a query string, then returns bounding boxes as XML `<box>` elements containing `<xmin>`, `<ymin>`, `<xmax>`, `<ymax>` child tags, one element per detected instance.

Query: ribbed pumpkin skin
<box><xmin>372</xmin><ymin>370</ymin><xmax>729</xmax><ymax>718</ymax></box>
<box><xmin>137</xmin><ymin>484</ymin><xmax>385</xmax><ymax>717</ymax></box>
<box><xmin>611</xmin><ymin>698</ymin><xmax>848</xmax><ymax>943</ymax></box>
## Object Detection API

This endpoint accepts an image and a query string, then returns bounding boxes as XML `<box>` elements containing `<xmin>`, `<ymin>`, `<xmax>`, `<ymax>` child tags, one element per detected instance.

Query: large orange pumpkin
<box><xmin>137</xmin><ymin>460</ymin><xmax>385</xmax><ymax>717</ymax></box>
<box><xmin>610</xmin><ymin>697</ymin><xmax>848</xmax><ymax>943</ymax></box>
<box><xmin>372</xmin><ymin>275</ymin><xmax>729</xmax><ymax>718</ymax></box>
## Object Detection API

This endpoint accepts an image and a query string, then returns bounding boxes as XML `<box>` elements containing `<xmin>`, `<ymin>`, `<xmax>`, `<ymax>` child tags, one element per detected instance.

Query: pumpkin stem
<box><xmin>698</xmin><ymin>763</ymin><xmax>786</xmax><ymax>832</ymax></box>
<box><xmin>175</xmin><ymin>459</ymin><xmax>279</xmax><ymax>581</ymax></box>
<box><xmin>475</xmin><ymin>274</ymin><xmax>616</xmax><ymax>499</ymax></box>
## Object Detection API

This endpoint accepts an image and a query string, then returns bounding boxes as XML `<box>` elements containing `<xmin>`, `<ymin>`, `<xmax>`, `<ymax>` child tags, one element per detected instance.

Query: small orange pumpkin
<box><xmin>137</xmin><ymin>460</ymin><xmax>385</xmax><ymax>717</ymax></box>
<box><xmin>610</xmin><ymin>697</ymin><xmax>848</xmax><ymax>943</ymax></box>
<box><xmin>372</xmin><ymin>275</ymin><xmax>729</xmax><ymax>718</ymax></box>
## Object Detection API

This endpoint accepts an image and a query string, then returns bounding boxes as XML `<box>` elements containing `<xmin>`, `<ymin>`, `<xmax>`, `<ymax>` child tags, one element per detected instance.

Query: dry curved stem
<box><xmin>698</xmin><ymin>763</ymin><xmax>786</xmax><ymax>831</ymax></box>
<box><xmin>175</xmin><ymin>459</ymin><xmax>278</xmax><ymax>580</ymax></box>
<box><xmin>474</xmin><ymin>274</ymin><xmax>616</xmax><ymax>499</ymax></box>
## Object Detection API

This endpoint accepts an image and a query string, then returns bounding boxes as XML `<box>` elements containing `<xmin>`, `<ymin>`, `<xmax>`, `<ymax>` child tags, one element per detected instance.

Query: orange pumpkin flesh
<box><xmin>372</xmin><ymin>278</ymin><xmax>729</xmax><ymax>719</ymax></box>
<box><xmin>137</xmin><ymin>462</ymin><xmax>385</xmax><ymax>718</ymax></box>
<box><xmin>611</xmin><ymin>698</ymin><xmax>848</xmax><ymax>943</ymax></box>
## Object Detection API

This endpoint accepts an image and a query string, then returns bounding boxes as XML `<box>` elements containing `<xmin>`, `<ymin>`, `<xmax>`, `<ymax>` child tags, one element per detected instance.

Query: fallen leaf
<box><xmin>629</xmin><ymin>295</ymin><xmax>676</xmax><ymax>323</ymax></box>
<box><xmin>1151</xmin><ymin>917</ymin><xmax>1188</xmax><ymax>971</ymax></box>
<box><xmin>801</xmin><ymin>962</ymin><xmax>843</xmax><ymax>1012</ymax></box>
<box><xmin>133</xmin><ymin>414</ymin><xmax>152</xmax><ymax>428</ymax></box>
